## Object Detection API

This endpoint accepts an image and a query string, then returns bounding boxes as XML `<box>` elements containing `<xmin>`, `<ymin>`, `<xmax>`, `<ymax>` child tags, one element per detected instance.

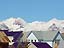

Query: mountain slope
<box><xmin>0</xmin><ymin>18</ymin><xmax>64</xmax><ymax>32</ymax></box>
<box><xmin>2</xmin><ymin>17</ymin><xmax>26</xmax><ymax>31</ymax></box>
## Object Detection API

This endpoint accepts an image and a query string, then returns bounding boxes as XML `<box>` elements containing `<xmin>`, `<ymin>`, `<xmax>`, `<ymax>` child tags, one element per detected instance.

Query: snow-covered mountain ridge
<box><xmin>0</xmin><ymin>18</ymin><xmax>64</xmax><ymax>33</ymax></box>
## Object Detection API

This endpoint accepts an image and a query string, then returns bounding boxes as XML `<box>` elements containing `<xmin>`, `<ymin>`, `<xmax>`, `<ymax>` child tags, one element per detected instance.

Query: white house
<box><xmin>27</xmin><ymin>31</ymin><xmax>62</xmax><ymax>48</ymax></box>
<box><xmin>27</xmin><ymin>32</ymin><xmax>38</xmax><ymax>42</ymax></box>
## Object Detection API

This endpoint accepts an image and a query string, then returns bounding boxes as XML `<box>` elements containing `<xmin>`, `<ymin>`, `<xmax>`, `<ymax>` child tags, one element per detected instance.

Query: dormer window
<box><xmin>31</xmin><ymin>40</ymin><xmax>33</xmax><ymax>42</ymax></box>
<box><xmin>35</xmin><ymin>40</ymin><xmax>36</xmax><ymax>42</ymax></box>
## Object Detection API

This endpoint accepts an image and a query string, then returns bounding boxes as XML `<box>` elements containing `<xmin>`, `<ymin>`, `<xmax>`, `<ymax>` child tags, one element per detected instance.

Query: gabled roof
<box><xmin>60</xmin><ymin>33</ymin><xmax>64</xmax><ymax>40</ymax></box>
<box><xmin>28</xmin><ymin>31</ymin><xmax>59</xmax><ymax>41</ymax></box>
<box><xmin>28</xmin><ymin>42</ymin><xmax>37</xmax><ymax>48</ymax></box>
<box><xmin>16</xmin><ymin>31</ymin><xmax>31</xmax><ymax>42</ymax></box>
<box><xmin>0</xmin><ymin>30</ymin><xmax>23</xmax><ymax>42</ymax></box>
<box><xmin>26</xmin><ymin>31</ymin><xmax>31</xmax><ymax>37</ymax></box>
<box><xmin>13</xmin><ymin>42</ymin><xmax>29</xmax><ymax>48</ymax></box>
<box><xmin>0</xmin><ymin>31</ymin><xmax>10</xmax><ymax>42</ymax></box>
<box><xmin>0</xmin><ymin>23</ymin><xmax>9</xmax><ymax>30</ymax></box>
<box><xmin>33</xmin><ymin>42</ymin><xmax>52</xmax><ymax>48</ymax></box>
<box><xmin>58</xmin><ymin>40</ymin><xmax>64</xmax><ymax>48</ymax></box>
<box><xmin>14</xmin><ymin>32</ymin><xmax>24</xmax><ymax>42</ymax></box>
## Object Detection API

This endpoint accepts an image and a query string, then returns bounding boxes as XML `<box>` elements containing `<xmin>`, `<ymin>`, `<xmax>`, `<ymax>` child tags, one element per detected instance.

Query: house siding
<box><xmin>27</xmin><ymin>33</ymin><xmax>38</xmax><ymax>42</ymax></box>
<box><xmin>58</xmin><ymin>40</ymin><xmax>64</xmax><ymax>48</ymax></box>
<box><xmin>28</xmin><ymin>43</ymin><xmax>37</xmax><ymax>48</ymax></box>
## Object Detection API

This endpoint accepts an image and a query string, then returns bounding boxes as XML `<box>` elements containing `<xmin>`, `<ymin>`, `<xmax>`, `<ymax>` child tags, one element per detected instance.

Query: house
<box><xmin>58</xmin><ymin>33</ymin><xmax>64</xmax><ymax>48</ymax></box>
<box><xmin>28</xmin><ymin>42</ymin><xmax>37</xmax><ymax>48</ymax></box>
<box><xmin>13</xmin><ymin>42</ymin><xmax>18</xmax><ymax>48</ymax></box>
<box><xmin>28</xmin><ymin>42</ymin><xmax>52</xmax><ymax>48</ymax></box>
<box><xmin>0</xmin><ymin>31</ymin><xmax>10</xmax><ymax>48</ymax></box>
<box><xmin>18</xmin><ymin>32</ymin><xmax>28</xmax><ymax>42</ymax></box>
<box><xmin>27</xmin><ymin>31</ymin><xmax>62</xmax><ymax>48</ymax></box>
<box><xmin>17</xmin><ymin>42</ymin><xmax>29</xmax><ymax>48</ymax></box>
<box><xmin>0</xmin><ymin>31</ymin><xmax>10</xmax><ymax>42</ymax></box>
<box><xmin>58</xmin><ymin>41</ymin><xmax>64</xmax><ymax>48</ymax></box>
<box><xmin>33</xmin><ymin>42</ymin><xmax>52</xmax><ymax>48</ymax></box>
<box><xmin>60</xmin><ymin>33</ymin><xmax>64</xmax><ymax>40</ymax></box>
<box><xmin>13</xmin><ymin>42</ymin><xmax>29</xmax><ymax>48</ymax></box>
<box><xmin>0</xmin><ymin>23</ymin><xmax>9</xmax><ymax>30</ymax></box>
<box><xmin>0</xmin><ymin>30</ymin><xmax>23</xmax><ymax>45</ymax></box>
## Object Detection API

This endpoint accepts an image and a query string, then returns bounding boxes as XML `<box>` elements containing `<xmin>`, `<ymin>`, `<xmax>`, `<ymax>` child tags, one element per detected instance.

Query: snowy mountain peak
<box><xmin>51</xmin><ymin>18</ymin><xmax>58</xmax><ymax>21</ymax></box>
<box><xmin>0</xmin><ymin>18</ymin><xmax>64</xmax><ymax>32</ymax></box>
<box><xmin>2</xmin><ymin>17</ymin><xmax>26</xmax><ymax>31</ymax></box>
<box><xmin>3</xmin><ymin>17</ymin><xmax>26</xmax><ymax>25</ymax></box>
<box><xmin>48</xmin><ymin>18</ymin><xmax>58</xmax><ymax>23</ymax></box>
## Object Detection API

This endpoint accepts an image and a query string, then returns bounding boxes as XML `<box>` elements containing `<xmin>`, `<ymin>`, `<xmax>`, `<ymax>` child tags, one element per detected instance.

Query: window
<box><xmin>35</xmin><ymin>40</ymin><xmax>36</xmax><ymax>42</ymax></box>
<box><xmin>31</xmin><ymin>40</ymin><xmax>33</xmax><ymax>42</ymax></box>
